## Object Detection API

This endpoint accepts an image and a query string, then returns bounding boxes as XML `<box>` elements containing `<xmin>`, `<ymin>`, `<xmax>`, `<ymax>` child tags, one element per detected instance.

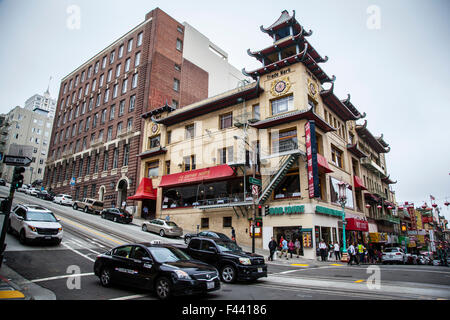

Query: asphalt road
<box><xmin>2</xmin><ymin>186</ymin><xmax>450</xmax><ymax>300</ymax></box>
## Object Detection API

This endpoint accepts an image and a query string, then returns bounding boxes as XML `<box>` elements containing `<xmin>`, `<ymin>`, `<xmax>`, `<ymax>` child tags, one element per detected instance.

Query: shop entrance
<box><xmin>273</xmin><ymin>226</ymin><xmax>304</xmax><ymax>256</ymax></box>
<box><xmin>141</xmin><ymin>199</ymin><xmax>156</xmax><ymax>220</ymax></box>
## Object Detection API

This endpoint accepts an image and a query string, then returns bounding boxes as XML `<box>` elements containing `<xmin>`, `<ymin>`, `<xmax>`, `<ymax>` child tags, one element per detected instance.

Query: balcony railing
<box><xmin>361</xmin><ymin>157</ymin><xmax>387</xmax><ymax>178</ymax></box>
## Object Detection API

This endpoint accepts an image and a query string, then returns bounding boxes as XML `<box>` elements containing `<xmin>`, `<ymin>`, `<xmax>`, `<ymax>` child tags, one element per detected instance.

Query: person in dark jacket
<box><xmin>268</xmin><ymin>237</ymin><xmax>277</xmax><ymax>261</ymax></box>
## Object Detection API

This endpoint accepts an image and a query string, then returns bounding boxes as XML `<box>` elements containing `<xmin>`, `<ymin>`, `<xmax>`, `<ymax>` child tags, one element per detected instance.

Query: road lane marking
<box><xmin>291</xmin><ymin>264</ymin><xmax>309</xmax><ymax>267</ymax></box>
<box><xmin>330</xmin><ymin>264</ymin><xmax>344</xmax><ymax>266</ymax></box>
<box><xmin>0</xmin><ymin>290</ymin><xmax>25</xmax><ymax>299</ymax></box>
<box><xmin>65</xmin><ymin>239</ymin><xmax>103</xmax><ymax>255</ymax></box>
<box><xmin>58</xmin><ymin>216</ymin><xmax>124</xmax><ymax>245</ymax></box>
<box><xmin>354</xmin><ymin>280</ymin><xmax>365</xmax><ymax>283</ymax></box>
<box><xmin>279</xmin><ymin>270</ymin><xmax>301</xmax><ymax>274</ymax></box>
<box><xmin>61</xmin><ymin>242</ymin><xmax>96</xmax><ymax>262</ymax></box>
<box><xmin>110</xmin><ymin>294</ymin><xmax>149</xmax><ymax>300</ymax></box>
<box><xmin>30</xmin><ymin>273</ymin><xmax>95</xmax><ymax>283</ymax></box>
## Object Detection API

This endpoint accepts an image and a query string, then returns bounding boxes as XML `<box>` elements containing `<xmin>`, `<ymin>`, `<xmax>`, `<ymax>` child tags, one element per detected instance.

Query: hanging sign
<box><xmin>305</xmin><ymin>121</ymin><xmax>320</xmax><ymax>198</ymax></box>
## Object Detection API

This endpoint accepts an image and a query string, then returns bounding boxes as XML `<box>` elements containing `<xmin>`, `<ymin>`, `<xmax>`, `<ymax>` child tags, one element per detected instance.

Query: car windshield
<box><xmin>166</xmin><ymin>221</ymin><xmax>178</xmax><ymax>227</ymax></box>
<box><xmin>148</xmin><ymin>247</ymin><xmax>191</xmax><ymax>263</ymax></box>
<box><xmin>384</xmin><ymin>248</ymin><xmax>399</xmax><ymax>253</ymax></box>
<box><xmin>94</xmin><ymin>202</ymin><xmax>103</xmax><ymax>206</ymax></box>
<box><xmin>26</xmin><ymin>211</ymin><xmax>58</xmax><ymax>222</ymax></box>
<box><xmin>65</xmin><ymin>196</ymin><xmax>72</xmax><ymax>199</ymax></box>
<box><xmin>215</xmin><ymin>241</ymin><xmax>242</xmax><ymax>253</ymax></box>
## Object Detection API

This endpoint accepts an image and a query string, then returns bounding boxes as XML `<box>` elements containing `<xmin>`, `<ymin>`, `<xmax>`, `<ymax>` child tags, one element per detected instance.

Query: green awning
<box><xmin>315</xmin><ymin>205</ymin><xmax>342</xmax><ymax>218</ymax></box>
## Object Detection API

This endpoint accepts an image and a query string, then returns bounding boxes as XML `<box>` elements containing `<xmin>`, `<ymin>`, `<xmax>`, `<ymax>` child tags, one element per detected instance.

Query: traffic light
<box><xmin>12</xmin><ymin>166</ymin><xmax>25</xmax><ymax>189</ymax></box>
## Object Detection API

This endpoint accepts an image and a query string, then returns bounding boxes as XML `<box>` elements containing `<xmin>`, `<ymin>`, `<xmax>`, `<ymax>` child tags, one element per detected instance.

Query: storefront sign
<box><xmin>345</xmin><ymin>218</ymin><xmax>369</xmax><ymax>232</ymax></box>
<box><xmin>267</xmin><ymin>205</ymin><xmax>305</xmax><ymax>216</ymax></box>
<box><xmin>302</xmin><ymin>231</ymin><xmax>312</xmax><ymax>248</ymax></box>
<box><xmin>305</xmin><ymin>121</ymin><xmax>320</xmax><ymax>198</ymax></box>
<box><xmin>369</xmin><ymin>232</ymin><xmax>388</xmax><ymax>243</ymax></box>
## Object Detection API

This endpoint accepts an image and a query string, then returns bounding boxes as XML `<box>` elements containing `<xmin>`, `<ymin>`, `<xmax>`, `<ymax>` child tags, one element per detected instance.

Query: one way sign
<box><xmin>3</xmin><ymin>155</ymin><xmax>32</xmax><ymax>167</ymax></box>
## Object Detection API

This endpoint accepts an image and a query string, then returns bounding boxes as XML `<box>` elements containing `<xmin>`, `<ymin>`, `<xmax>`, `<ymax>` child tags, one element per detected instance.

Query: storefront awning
<box><xmin>353</xmin><ymin>175</ymin><xmax>367</xmax><ymax>190</ymax></box>
<box><xmin>317</xmin><ymin>154</ymin><xmax>333</xmax><ymax>173</ymax></box>
<box><xmin>128</xmin><ymin>178</ymin><xmax>157</xmax><ymax>201</ymax></box>
<box><xmin>346</xmin><ymin>218</ymin><xmax>369</xmax><ymax>232</ymax></box>
<box><xmin>159</xmin><ymin>164</ymin><xmax>235</xmax><ymax>188</ymax></box>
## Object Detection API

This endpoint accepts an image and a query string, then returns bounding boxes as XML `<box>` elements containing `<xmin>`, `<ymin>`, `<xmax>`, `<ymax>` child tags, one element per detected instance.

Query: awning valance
<box><xmin>159</xmin><ymin>164</ymin><xmax>235</xmax><ymax>188</ymax></box>
<box><xmin>354</xmin><ymin>175</ymin><xmax>367</xmax><ymax>190</ymax></box>
<box><xmin>317</xmin><ymin>154</ymin><xmax>333</xmax><ymax>173</ymax></box>
<box><xmin>128</xmin><ymin>178</ymin><xmax>157</xmax><ymax>201</ymax></box>
<box><xmin>346</xmin><ymin>218</ymin><xmax>369</xmax><ymax>232</ymax></box>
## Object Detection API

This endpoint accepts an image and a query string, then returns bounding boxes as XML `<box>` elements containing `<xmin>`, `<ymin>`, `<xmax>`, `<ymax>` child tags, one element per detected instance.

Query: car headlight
<box><xmin>174</xmin><ymin>270</ymin><xmax>191</xmax><ymax>280</ymax></box>
<box><xmin>58</xmin><ymin>227</ymin><xmax>63</xmax><ymax>232</ymax></box>
<box><xmin>239</xmin><ymin>258</ymin><xmax>251</xmax><ymax>265</ymax></box>
<box><xmin>28</xmin><ymin>225</ymin><xmax>37</xmax><ymax>232</ymax></box>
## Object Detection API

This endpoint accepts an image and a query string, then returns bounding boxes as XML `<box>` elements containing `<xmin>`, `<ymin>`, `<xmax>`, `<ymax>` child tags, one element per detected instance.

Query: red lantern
<box><xmin>387</xmin><ymin>206</ymin><xmax>393</xmax><ymax>210</ymax></box>
<box><xmin>377</xmin><ymin>205</ymin><xmax>382</xmax><ymax>209</ymax></box>
<box><xmin>365</xmin><ymin>204</ymin><xmax>371</xmax><ymax>209</ymax></box>
<box><xmin>421</xmin><ymin>204</ymin><xmax>427</xmax><ymax>209</ymax></box>
<box><xmin>445</xmin><ymin>202</ymin><xmax>449</xmax><ymax>207</ymax></box>
<box><xmin>432</xmin><ymin>203</ymin><xmax>437</xmax><ymax>208</ymax></box>
<box><xmin>398</xmin><ymin>206</ymin><xmax>404</xmax><ymax>210</ymax></box>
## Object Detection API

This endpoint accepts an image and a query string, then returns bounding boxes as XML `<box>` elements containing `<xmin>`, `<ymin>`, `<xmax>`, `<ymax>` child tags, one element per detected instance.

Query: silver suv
<box><xmin>8</xmin><ymin>204</ymin><xmax>63</xmax><ymax>245</ymax></box>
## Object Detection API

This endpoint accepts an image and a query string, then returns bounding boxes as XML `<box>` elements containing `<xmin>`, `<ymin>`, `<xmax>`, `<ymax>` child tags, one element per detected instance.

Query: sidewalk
<box><xmin>0</xmin><ymin>261</ymin><xmax>56</xmax><ymax>300</ymax></box>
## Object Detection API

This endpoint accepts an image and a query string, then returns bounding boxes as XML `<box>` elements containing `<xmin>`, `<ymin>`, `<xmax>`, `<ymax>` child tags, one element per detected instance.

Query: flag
<box><xmin>430</xmin><ymin>195</ymin><xmax>435</xmax><ymax>201</ymax></box>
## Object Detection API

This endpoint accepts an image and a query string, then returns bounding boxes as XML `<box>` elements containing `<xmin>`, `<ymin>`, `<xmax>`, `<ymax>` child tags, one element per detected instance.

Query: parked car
<box><xmin>72</xmin><ymin>198</ymin><xmax>104</xmax><ymax>214</ymax></box>
<box><xmin>26</xmin><ymin>188</ymin><xmax>39</xmax><ymax>196</ymax></box>
<box><xmin>37</xmin><ymin>190</ymin><xmax>55</xmax><ymax>201</ymax></box>
<box><xmin>0</xmin><ymin>178</ymin><xmax>6</xmax><ymax>186</ymax></box>
<box><xmin>7</xmin><ymin>204</ymin><xmax>63</xmax><ymax>245</ymax></box>
<box><xmin>93</xmin><ymin>242</ymin><xmax>220</xmax><ymax>300</ymax></box>
<box><xmin>382</xmin><ymin>247</ymin><xmax>406</xmax><ymax>264</ymax></box>
<box><xmin>17</xmin><ymin>185</ymin><xmax>29</xmax><ymax>193</ymax></box>
<box><xmin>53</xmin><ymin>194</ymin><xmax>73</xmax><ymax>206</ymax></box>
<box><xmin>184</xmin><ymin>231</ymin><xmax>231</xmax><ymax>244</ymax></box>
<box><xmin>175</xmin><ymin>237</ymin><xmax>267</xmax><ymax>283</ymax></box>
<box><xmin>101</xmin><ymin>208</ymin><xmax>133</xmax><ymax>224</ymax></box>
<box><xmin>416</xmin><ymin>254</ymin><xmax>431</xmax><ymax>265</ymax></box>
<box><xmin>141</xmin><ymin>219</ymin><xmax>183</xmax><ymax>238</ymax></box>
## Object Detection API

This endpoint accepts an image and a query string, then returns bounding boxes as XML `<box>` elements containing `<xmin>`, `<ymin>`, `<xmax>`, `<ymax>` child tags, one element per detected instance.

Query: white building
<box><xmin>182</xmin><ymin>22</ymin><xmax>250</xmax><ymax>97</ymax></box>
<box><xmin>24</xmin><ymin>88</ymin><xmax>56</xmax><ymax>118</ymax></box>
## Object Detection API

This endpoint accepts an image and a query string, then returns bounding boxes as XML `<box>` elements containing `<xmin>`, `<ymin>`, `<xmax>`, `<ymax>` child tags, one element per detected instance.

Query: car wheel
<box><xmin>100</xmin><ymin>268</ymin><xmax>112</xmax><ymax>287</ymax></box>
<box><xmin>220</xmin><ymin>265</ymin><xmax>237</xmax><ymax>283</ymax></box>
<box><xmin>113</xmin><ymin>217</ymin><xmax>118</xmax><ymax>223</ymax></box>
<box><xmin>84</xmin><ymin>207</ymin><xmax>88</xmax><ymax>213</ymax></box>
<box><xmin>101</xmin><ymin>213</ymin><xmax>106</xmax><ymax>219</ymax></box>
<box><xmin>184</xmin><ymin>237</ymin><xmax>190</xmax><ymax>244</ymax></box>
<box><xmin>142</xmin><ymin>224</ymin><xmax>148</xmax><ymax>232</ymax></box>
<box><xmin>19</xmin><ymin>229</ymin><xmax>28</xmax><ymax>245</ymax></box>
<box><xmin>155</xmin><ymin>277</ymin><xmax>172</xmax><ymax>300</ymax></box>
<box><xmin>159</xmin><ymin>229</ymin><xmax>165</xmax><ymax>237</ymax></box>
<box><xmin>59</xmin><ymin>201</ymin><xmax>62</xmax><ymax>205</ymax></box>
<box><xmin>73</xmin><ymin>204</ymin><xmax>78</xmax><ymax>210</ymax></box>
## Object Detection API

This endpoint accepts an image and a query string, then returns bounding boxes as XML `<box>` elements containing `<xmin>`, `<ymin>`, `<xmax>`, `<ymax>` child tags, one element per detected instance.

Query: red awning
<box><xmin>159</xmin><ymin>164</ymin><xmax>235</xmax><ymax>188</ymax></box>
<box><xmin>346</xmin><ymin>218</ymin><xmax>369</xmax><ymax>232</ymax></box>
<box><xmin>317</xmin><ymin>154</ymin><xmax>333</xmax><ymax>173</ymax></box>
<box><xmin>354</xmin><ymin>175</ymin><xmax>367</xmax><ymax>190</ymax></box>
<box><xmin>128</xmin><ymin>178</ymin><xmax>157</xmax><ymax>201</ymax></box>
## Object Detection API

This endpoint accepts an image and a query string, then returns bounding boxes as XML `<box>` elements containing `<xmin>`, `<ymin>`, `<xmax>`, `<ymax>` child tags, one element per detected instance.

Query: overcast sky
<box><xmin>0</xmin><ymin>0</ymin><xmax>449</xmax><ymax>221</ymax></box>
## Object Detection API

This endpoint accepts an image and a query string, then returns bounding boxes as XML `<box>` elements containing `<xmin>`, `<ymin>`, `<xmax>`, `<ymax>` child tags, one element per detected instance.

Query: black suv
<box><xmin>179</xmin><ymin>237</ymin><xmax>267</xmax><ymax>283</ymax></box>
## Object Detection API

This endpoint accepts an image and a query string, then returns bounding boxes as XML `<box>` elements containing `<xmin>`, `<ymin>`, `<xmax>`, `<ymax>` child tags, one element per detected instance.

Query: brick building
<box><xmin>44</xmin><ymin>8</ymin><xmax>242</xmax><ymax>211</ymax></box>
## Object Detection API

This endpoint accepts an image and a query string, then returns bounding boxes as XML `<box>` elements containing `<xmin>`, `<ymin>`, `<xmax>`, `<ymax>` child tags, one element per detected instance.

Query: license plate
<box><xmin>44</xmin><ymin>236</ymin><xmax>52</xmax><ymax>240</ymax></box>
<box><xmin>257</xmin><ymin>268</ymin><xmax>263</xmax><ymax>273</ymax></box>
<box><xmin>207</xmin><ymin>281</ymin><xmax>214</xmax><ymax>289</ymax></box>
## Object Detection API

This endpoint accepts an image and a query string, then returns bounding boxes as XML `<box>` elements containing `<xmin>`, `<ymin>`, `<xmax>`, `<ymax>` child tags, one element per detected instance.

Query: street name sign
<box><xmin>249</xmin><ymin>177</ymin><xmax>261</xmax><ymax>186</ymax></box>
<box><xmin>3</xmin><ymin>155</ymin><xmax>32</xmax><ymax>167</ymax></box>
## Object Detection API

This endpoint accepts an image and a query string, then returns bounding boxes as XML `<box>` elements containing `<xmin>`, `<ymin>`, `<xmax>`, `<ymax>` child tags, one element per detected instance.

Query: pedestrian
<box><xmin>357</xmin><ymin>242</ymin><xmax>365</xmax><ymax>264</ymax></box>
<box><xmin>280</xmin><ymin>238</ymin><xmax>289</xmax><ymax>260</ymax></box>
<box><xmin>288</xmin><ymin>239</ymin><xmax>295</xmax><ymax>259</ymax></box>
<box><xmin>319</xmin><ymin>239</ymin><xmax>327</xmax><ymax>262</ymax></box>
<box><xmin>231</xmin><ymin>227</ymin><xmax>236</xmax><ymax>242</ymax></box>
<box><xmin>348</xmin><ymin>243</ymin><xmax>358</xmax><ymax>266</ymax></box>
<box><xmin>334</xmin><ymin>242</ymin><xmax>341</xmax><ymax>261</ymax></box>
<box><xmin>279</xmin><ymin>236</ymin><xmax>285</xmax><ymax>251</ymax></box>
<box><xmin>295</xmin><ymin>238</ymin><xmax>301</xmax><ymax>258</ymax></box>
<box><xmin>268</xmin><ymin>237</ymin><xmax>277</xmax><ymax>261</ymax></box>
<box><xmin>122</xmin><ymin>200</ymin><xmax>127</xmax><ymax>210</ymax></box>
<box><xmin>142</xmin><ymin>206</ymin><xmax>149</xmax><ymax>219</ymax></box>
<box><xmin>165</xmin><ymin>214</ymin><xmax>170</xmax><ymax>222</ymax></box>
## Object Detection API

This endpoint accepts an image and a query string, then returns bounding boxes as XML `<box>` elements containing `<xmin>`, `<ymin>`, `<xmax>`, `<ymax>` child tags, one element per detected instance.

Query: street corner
<box><xmin>0</xmin><ymin>274</ymin><xmax>26</xmax><ymax>300</ymax></box>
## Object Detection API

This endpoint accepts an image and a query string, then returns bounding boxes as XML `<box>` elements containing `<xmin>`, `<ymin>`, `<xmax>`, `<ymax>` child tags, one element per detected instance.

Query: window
<box><xmin>174</xmin><ymin>63</ymin><xmax>181</xmax><ymax>71</ymax></box>
<box><xmin>99</xmin><ymin>74</ymin><xmax>104</xmax><ymax>87</ymax></box>
<box><xmin>96</xmin><ymin>94</ymin><xmax>101</xmax><ymax>107</ymax></box>
<box><xmin>127</xmin><ymin>39</ymin><xmax>133</xmax><ymax>52</ymax></box>
<box><xmin>134</xmin><ymin>52</ymin><xmax>141</xmax><ymax>67</ymax></box>
<box><xmin>113</xmin><ymin>84</ymin><xmax>118</xmax><ymax>99</ymax></box>
<box><xmin>110</xmin><ymin>105</ymin><xmax>115</xmax><ymax>120</ymax></box>
<box><xmin>91</xmin><ymin>184</ymin><xmax>96</xmax><ymax>197</ymax></box>
<box><xmin>82</xmin><ymin>101</ymin><xmax>87</xmax><ymax>114</ymax></box>
<box><xmin>101</xmin><ymin>109</ymin><xmax>107</xmax><ymax>123</ymax></box>
<box><xmin>78</xmin><ymin>158</ymin><xmax>84</xmax><ymax>177</ymax></box>
<box><xmin>94</xmin><ymin>61</ymin><xmax>100</xmax><ymax>74</ymax></box>
<box><xmin>149</xmin><ymin>135</ymin><xmax>160</xmax><ymax>149</ymax></box>
<box><xmin>85</xmin><ymin>116</ymin><xmax>90</xmax><ymax>131</ymax></box>
<box><xmin>146</xmin><ymin>161</ymin><xmax>159</xmax><ymax>178</ymax></box>
<box><xmin>81</xmin><ymin>71</ymin><xmax>85</xmax><ymax>83</ymax></box>
<box><xmin>165</xmin><ymin>160</ymin><xmax>170</xmax><ymax>175</ymax></box>
<box><xmin>330</xmin><ymin>176</ymin><xmax>354</xmax><ymax>209</ymax></box>
<box><xmin>117</xmin><ymin>121</ymin><xmax>123</xmax><ymax>135</ymax></box>
<box><xmin>93</xmin><ymin>113</ymin><xmax>98</xmax><ymax>128</ymax></box>
<box><xmin>183</xmin><ymin>155</ymin><xmax>196</xmax><ymax>172</ymax></box>
<box><xmin>185</xmin><ymin>124</ymin><xmax>195</xmax><ymax>139</ymax></box>
<box><xmin>176</xmin><ymin>38</ymin><xmax>183</xmax><ymax>51</ymax></box>
<box><xmin>103</xmin><ymin>151</ymin><xmax>109</xmax><ymax>171</ymax></box>
<box><xmin>127</xmin><ymin>118</ymin><xmax>133</xmax><ymax>131</ymax></box>
<box><xmin>119</xmin><ymin>100</ymin><xmax>125</xmax><ymax>116</ymax></box>
<box><xmin>90</xmin><ymin>133</ymin><xmax>96</xmax><ymax>143</ymax></box>
<box><xmin>109</xmin><ymin>50</ymin><xmax>115</xmax><ymax>64</ymax></box>
<box><xmin>124</xmin><ymin>59</ymin><xmax>131</xmax><ymax>74</ymax></box>
<box><xmin>104</xmin><ymin>88</ymin><xmax>110</xmax><ymax>103</ymax></box>
<box><xmin>252</xmin><ymin>104</ymin><xmax>260</xmax><ymax>120</ymax></box>
<box><xmin>102</xmin><ymin>56</ymin><xmax>107</xmax><ymax>69</ymax></box>
<box><xmin>219</xmin><ymin>113</ymin><xmax>233</xmax><ymax>129</ymax></box>
<box><xmin>107</xmin><ymin>69</ymin><xmax>112</xmax><ymax>83</ymax></box>
<box><xmin>92</xmin><ymin>79</ymin><xmax>97</xmax><ymax>91</ymax></box>
<box><xmin>172</xmin><ymin>100</ymin><xmax>178</xmax><ymax>109</ymax></box>
<box><xmin>331</xmin><ymin>145</ymin><xmax>343</xmax><ymax>168</ymax></box>
<box><xmin>129</xmin><ymin>95</ymin><xmax>135</xmax><ymax>111</ymax></box>
<box><xmin>88</xmin><ymin>66</ymin><xmax>93</xmax><ymax>78</ymax></box>
<box><xmin>219</xmin><ymin>147</ymin><xmax>234</xmax><ymax>164</ymax></box>
<box><xmin>118</xmin><ymin>45</ymin><xmax>124</xmax><ymax>58</ymax></box>
<box><xmin>107</xmin><ymin>126</ymin><xmax>113</xmax><ymax>141</ymax></box>
<box><xmin>271</xmin><ymin>95</ymin><xmax>294</xmax><ymax>115</ymax></box>
<box><xmin>98</xmin><ymin>130</ymin><xmax>104</xmax><ymax>142</ymax></box>
<box><xmin>122</xmin><ymin>78</ymin><xmax>128</xmax><ymax>94</ymax></box>
<box><xmin>84</xmin><ymin>83</ymin><xmax>90</xmax><ymax>96</ymax></box>
<box><xmin>166</xmin><ymin>131</ymin><xmax>172</xmax><ymax>144</ymax></box>
<box><xmin>112</xmin><ymin>148</ymin><xmax>119</xmax><ymax>169</ymax></box>
<box><xmin>137</xmin><ymin>32</ymin><xmax>143</xmax><ymax>46</ymax></box>
<box><xmin>123</xmin><ymin>144</ymin><xmax>129</xmax><ymax>166</ymax></box>
<box><xmin>94</xmin><ymin>153</ymin><xmax>99</xmax><ymax>173</ymax></box>
<box><xmin>173</xmin><ymin>78</ymin><xmax>180</xmax><ymax>92</ymax></box>
<box><xmin>131</xmin><ymin>73</ymin><xmax>138</xmax><ymax>89</ymax></box>
<box><xmin>272</xmin><ymin>128</ymin><xmax>298</xmax><ymax>153</ymax></box>
<box><xmin>78</xmin><ymin>120</ymin><xmax>83</xmax><ymax>134</ymax></box>
<box><xmin>116</xmin><ymin>64</ymin><xmax>121</xmax><ymax>78</ymax></box>
<box><xmin>88</xmin><ymin>98</ymin><xmax>93</xmax><ymax>111</ymax></box>
<box><xmin>223</xmin><ymin>217</ymin><xmax>232</xmax><ymax>228</ymax></box>
<box><xmin>201</xmin><ymin>218</ymin><xmax>209</xmax><ymax>229</ymax></box>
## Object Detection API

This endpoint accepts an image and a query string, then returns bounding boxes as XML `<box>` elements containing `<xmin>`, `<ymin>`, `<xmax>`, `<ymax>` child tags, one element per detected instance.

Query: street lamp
<box><xmin>338</xmin><ymin>181</ymin><xmax>349</xmax><ymax>262</ymax></box>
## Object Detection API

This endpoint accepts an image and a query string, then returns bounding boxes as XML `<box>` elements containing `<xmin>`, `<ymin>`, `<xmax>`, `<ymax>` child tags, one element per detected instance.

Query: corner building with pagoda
<box><xmin>136</xmin><ymin>10</ymin><xmax>399</xmax><ymax>259</ymax></box>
